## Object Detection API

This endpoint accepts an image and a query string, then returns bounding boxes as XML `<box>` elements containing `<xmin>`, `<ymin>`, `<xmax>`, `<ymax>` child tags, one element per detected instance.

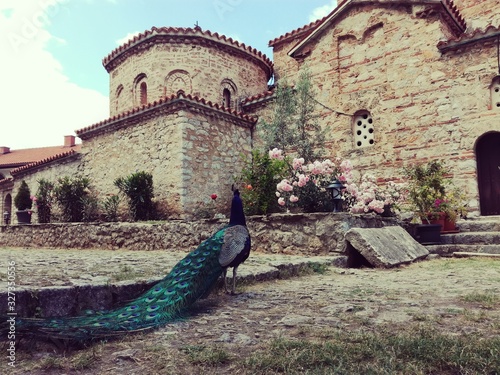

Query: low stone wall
<box><xmin>0</xmin><ymin>213</ymin><xmax>398</xmax><ymax>255</ymax></box>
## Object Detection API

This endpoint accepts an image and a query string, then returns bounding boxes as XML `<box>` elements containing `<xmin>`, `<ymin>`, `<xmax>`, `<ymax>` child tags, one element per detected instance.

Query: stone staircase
<box><xmin>426</xmin><ymin>216</ymin><xmax>500</xmax><ymax>257</ymax></box>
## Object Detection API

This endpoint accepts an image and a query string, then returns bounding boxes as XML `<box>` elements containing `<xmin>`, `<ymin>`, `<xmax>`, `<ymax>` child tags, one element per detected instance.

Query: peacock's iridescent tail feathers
<box><xmin>13</xmin><ymin>226</ymin><xmax>230</xmax><ymax>342</ymax></box>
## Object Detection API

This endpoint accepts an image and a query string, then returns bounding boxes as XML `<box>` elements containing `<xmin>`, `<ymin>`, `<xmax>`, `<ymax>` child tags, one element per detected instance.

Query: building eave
<box><xmin>76</xmin><ymin>92</ymin><xmax>258</xmax><ymax>140</ymax></box>
<box><xmin>437</xmin><ymin>25</ymin><xmax>500</xmax><ymax>53</ymax></box>
<box><xmin>10</xmin><ymin>150</ymin><xmax>80</xmax><ymax>177</ymax></box>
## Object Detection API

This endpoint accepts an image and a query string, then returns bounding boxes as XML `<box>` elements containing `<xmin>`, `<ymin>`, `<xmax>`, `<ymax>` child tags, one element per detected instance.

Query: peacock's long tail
<box><xmin>8</xmin><ymin>227</ymin><xmax>228</xmax><ymax>342</ymax></box>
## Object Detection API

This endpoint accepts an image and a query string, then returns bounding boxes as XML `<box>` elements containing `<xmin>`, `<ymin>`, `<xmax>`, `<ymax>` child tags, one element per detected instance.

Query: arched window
<box><xmin>115</xmin><ymin>84</ymin><xmax>123</xmax><ymax>112</ymax></box>
<box><xmin>140</xmin><ymin>82</ymin><xmax>147</xmax><ymax>105</ymax></box>
<box><xmin>221</xmin><ymin>79</ymin><xmax>237</xmax><ymax>110</ymax></box>
<box><xmin>133</xmin><ymin>73</ymin><xmax>148</xmax><ymax>107</ymax></box>
<box><xmin>490</xmin><ymin>76</ymin><xmax>500</xmax><ymax>110</ymax></box>
<box><xmin>223</xmin><ymin>88</ymin><xmax>231</xmax><ymax>109</ymax></box>
<box><xmin>353</xmin><ymin>110</ymin><xmax>374</xmax><ymax>148</ymax></box>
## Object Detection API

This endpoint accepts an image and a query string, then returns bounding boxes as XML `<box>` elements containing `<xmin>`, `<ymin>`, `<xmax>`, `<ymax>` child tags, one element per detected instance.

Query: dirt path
<box><xmin>4</xmin><ymin>257</ymin><xmax>500</xmax><ymax>374</ymax></box>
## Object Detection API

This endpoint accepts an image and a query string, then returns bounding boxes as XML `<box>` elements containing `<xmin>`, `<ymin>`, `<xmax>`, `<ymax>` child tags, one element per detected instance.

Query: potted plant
<box><xmin>403</xmin><ymin>160</ymin><xmax>451</xmax><ymax>243</ymax></box>
<box><xmin>440</xmin><ymin>188</ymin><xmax>468</xmax><ymax>232</ymax></box>
<box><xmin>14</xmin><ymin>180</ymin><xmax>33</xmax><ymax>224</ymax></box>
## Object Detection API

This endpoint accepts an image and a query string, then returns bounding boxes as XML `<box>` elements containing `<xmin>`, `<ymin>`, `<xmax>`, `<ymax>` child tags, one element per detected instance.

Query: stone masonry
<box><xmin>269</xmin><ymin>0</ymin><xmax>500</xmax><ymax>213</ymax></box>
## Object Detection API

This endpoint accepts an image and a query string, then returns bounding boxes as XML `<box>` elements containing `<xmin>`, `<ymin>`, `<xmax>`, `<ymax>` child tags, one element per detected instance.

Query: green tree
<box><xmin>293</xmin><ymin>67</ymin><xmax>326</xmax><ymax>162</ymax></box>
<box><xmin>258</xmin><ymin>78</ymin><xmax>296</xmax><ymax>153</ymax></box>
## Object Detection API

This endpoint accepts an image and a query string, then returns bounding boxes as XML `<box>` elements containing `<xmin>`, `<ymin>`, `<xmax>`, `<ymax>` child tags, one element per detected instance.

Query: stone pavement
<box><xmin>0</xmin><ymin>247</ymin><xmax>344</xmax><ymax>317</ymax></box>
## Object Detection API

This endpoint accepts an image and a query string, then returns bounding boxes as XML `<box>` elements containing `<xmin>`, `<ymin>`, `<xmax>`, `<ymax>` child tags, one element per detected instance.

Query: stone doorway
<box><xmin>476</xmin><ymin>132</ymin><xmax>500</xmax><ymax>215</ymax></box>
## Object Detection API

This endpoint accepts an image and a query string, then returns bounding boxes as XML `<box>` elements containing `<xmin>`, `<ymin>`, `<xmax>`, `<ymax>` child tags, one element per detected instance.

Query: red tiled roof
<box><xmin>0</xmin><ymin>177</ymin><xmax>13</xmax><ymax>186</ymax></box>
<box><xmin>103</xmin><ymin>26</ymin><xmax>273</xmax><ymax>75</ymax></box>
<box><xmin>241</xmin><ymin>89</ymin><xmax>275</xmax><ymax>105</ymax></box>
<box><xmin>437</xmin><ymin>25</ymin><xmax>500</xmax><ymax>52</ymax></box>
<box><xmin>10</xmin><ymin>149</ymin><xmax>79</xmax><ymax>176</ymax></box>
<box><xmin>76</xmin><ymin>92</ymin><xmax>258</xmax><ymax>138</ymax></box>
<box><xmin>268</xmin><ymin>17</ymin><xmax>327</xmax><ymax>47</ymax></box>
<box><xmin>0</xmin><ymin>145</ymin><xmax>81</xmax><ymax>169</ymax></box>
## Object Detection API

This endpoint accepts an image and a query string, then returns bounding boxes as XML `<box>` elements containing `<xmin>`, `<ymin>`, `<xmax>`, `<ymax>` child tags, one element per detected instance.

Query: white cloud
<box><xmin>115</xmin><ymin>31</ymin><xmax>141</xmax><ymax>46</ymax></box>
<box><xmin>309</xmin><ymin>0</ymin><xmax>337</xmax><ymax>22</ymax></box>
<box><xmin>0</xmin><ymin>0</ymin><xmax>109</xmax><ymax>150</ymax></box>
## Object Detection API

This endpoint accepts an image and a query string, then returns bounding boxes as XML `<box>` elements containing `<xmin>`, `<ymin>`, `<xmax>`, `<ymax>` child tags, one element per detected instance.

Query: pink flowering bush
<box><xmin>271</xmin><ymin>148</ymin><xmax>406</xmax><ymax>215</ymax></box>
<box><xmin>344</xmin><ymin>176</ymin><xmax>407</xmax><ymax>215</ymax></box>
<box><xmin>274</xmin><ymin>152</ymin><xmax>352</xmax><ymax>212</ymax></box>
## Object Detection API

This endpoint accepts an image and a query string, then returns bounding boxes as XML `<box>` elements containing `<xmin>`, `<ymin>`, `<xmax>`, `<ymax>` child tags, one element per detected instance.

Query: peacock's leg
<box><xmin>231</xmin><ymin>266</ymin><xmax>238</xmax><ymax>295</ymax></box>
<box><xmin>223</xmin><ymin>268</ymin><xmax>229</xmax><ymax>293</ymax></box>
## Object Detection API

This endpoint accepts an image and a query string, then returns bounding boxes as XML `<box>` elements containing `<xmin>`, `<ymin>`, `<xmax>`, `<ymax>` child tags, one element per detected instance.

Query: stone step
<box><xmin>425</xmin><ymin>244</ymin><xmax>500</xmax><ymax>257</ymax></box>
<box><xmin>453</xmin><ymin>252</ymin><xmax>500</xmax><ymax>258</ymax></box>
<box><xmin>456</xmin><ymin>217</ymin><xmax>500</xmax><ymax>233</ymax></box>
<box><xmin>441</xmin><ymin>231</ymin><xmax>500</xmax><ymax>245</ymax></box>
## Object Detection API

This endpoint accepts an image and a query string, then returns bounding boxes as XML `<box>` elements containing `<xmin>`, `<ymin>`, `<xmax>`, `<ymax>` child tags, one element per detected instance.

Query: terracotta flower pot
<box><xmin>443</xmin><ymin>217</ymin><xmax>457</xmax><ymax>232</ymax></box>
<box><xmin>429</xmin><ymin>212</ymin><xmax>445</xmax><ymax>232</ymax></box>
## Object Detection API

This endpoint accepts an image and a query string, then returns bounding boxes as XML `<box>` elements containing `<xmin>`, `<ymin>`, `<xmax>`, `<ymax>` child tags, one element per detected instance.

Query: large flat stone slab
<box><xmin>345</xmin><ymin>226</ymin><xmax>429</xmax><ymax>268</ymax></box>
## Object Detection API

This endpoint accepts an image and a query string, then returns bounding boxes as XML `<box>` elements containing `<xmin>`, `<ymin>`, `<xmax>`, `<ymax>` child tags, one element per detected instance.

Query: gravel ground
<box><xmin>2</xmin><ymin>256</ymin><xmax>499</xmax><ymax>374</ymax></box>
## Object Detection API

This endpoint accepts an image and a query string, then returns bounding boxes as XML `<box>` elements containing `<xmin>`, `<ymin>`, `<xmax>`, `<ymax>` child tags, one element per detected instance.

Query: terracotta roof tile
<box><xmin>0</xmin><ymin>145</ymin><xmax>81</xmax><ymax>169</ymax></box>
<box><xmin>103</xmin><ymin>26</ymin><xmax>273</xmax><ymax>72</ymax></box>
<box><xmin>437</xmin><ymin>24</ymin><xmax>500</xmax><ymax>52</ymax></box>
<box><xmin>10</xmin><ymin>149</ymin><xmax>79</xmax><ymax>176</ymax></box>
<box><xmin>442</xmin><ymin>0</ymin><xmax>466</xmax><ymax>31</ymax></box>
<box><xmin>241</xmin><ymin>89</ymin><xmax>275</xmax><ymax>105</ymax></box>
<box><xmin>268</xmin><ymin>17</ymin><xmax>327</xmax><ymax>47</ymax></box>
<box><xmin>76</xmin><ymin>92</ymin><xmax>258</xmax><ymax>137</ymax></box>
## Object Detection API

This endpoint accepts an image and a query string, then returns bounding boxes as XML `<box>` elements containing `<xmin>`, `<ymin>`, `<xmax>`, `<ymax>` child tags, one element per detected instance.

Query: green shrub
<box><xmin>102</xmin><ymin>195</ymin><xmax>121</xmax><ymax>222</ymax></box>
<box><xmin>53</xmin><ymin>176</ymin><xmax>91</xmax><ymax>222</ymax></box>
<box><xmin>81</xmin><ymin>190</ymin><xmax>100</xmax><ymax>222</ymax></box>
<box><xmin>14</xmin><ymin>180</ymin><xmax>32</xmax><ymax>211</ymax></box>
<box><xmin>114</xmin><ymin>171</ymin><xmax>154</xmax><ymax>221</ymax></box>
<box><xmin>239</xmin><ymin>149</ymin><xmax>288</xmax><ymax>215</ymax></box>
<box><xmin>34</xmin><ymin>179</ymin><xmax>54</xmax><ymax>223</ymax></box>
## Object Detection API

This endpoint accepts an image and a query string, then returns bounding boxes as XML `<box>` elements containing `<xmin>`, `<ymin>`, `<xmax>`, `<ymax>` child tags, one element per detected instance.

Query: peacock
<box><xmin>4</xmin><ymin>189</ymin><xmax>251</xmax><ymax>343</ymax></box>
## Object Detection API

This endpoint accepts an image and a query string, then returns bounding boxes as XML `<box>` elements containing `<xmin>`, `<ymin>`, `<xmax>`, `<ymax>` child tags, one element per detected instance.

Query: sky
<box><xmin>1</xmin><ymin>0</ymin><xmax>338</xmax><ymax>150</ymax></box>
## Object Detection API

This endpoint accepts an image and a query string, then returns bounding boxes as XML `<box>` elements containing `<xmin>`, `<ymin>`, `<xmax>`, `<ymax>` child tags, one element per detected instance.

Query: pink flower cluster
<box><xmin>269</xmin><ymin>148</ymin><xmax>406</xmax><ymax>214</ymax></box>
<box><xmin>269</xmin><ymin>148</ymin><xmax>284</xmax><ymax>160</ymax></box>
<box><xmin>272</xmin><ymin>150</ymin><xmax>351</xmax><ymax>206</ymax></box>
<box><xmin>345</xmin><ymin>175</ymin><xmax>407</xmax><ymax>214</ymax></box>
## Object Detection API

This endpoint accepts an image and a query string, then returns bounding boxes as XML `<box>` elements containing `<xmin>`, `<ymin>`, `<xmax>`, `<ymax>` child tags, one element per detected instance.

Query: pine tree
<box><xmin>258</xmin><ymin>67</ymin><xmax>326</xmax><ymax>162</ymax></box>
<box><xmin>293</xmin><ymin>67</ymin><xmax>326</xmax><ymax>162</ymax></box>
<box><xmin>258</xmin><ymin>78</ymin><xmax>296</xmax><ymax>153</ymax></box>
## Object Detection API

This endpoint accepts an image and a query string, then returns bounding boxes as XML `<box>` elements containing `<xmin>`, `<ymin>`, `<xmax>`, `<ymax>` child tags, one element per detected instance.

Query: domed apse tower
<box><xmin>77</xmin><ymin>27</ymin><xmax>273</xmax><ymax>218</ymax></box>
<box><xmin>103</xmin><ymin>26</ymin><xmax>273</xmax><ymax>116</ymax></box>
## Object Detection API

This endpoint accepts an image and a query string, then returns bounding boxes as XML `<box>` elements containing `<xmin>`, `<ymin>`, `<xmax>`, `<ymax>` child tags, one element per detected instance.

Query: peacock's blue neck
<box><xmin>229</xmin><ymin>192</ymin><xmax>246</xmax><ymax>226</ymax></box>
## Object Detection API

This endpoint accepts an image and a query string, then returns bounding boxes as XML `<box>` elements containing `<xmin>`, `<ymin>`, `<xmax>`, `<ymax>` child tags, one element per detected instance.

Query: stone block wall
<box><xmin>79</xmin><ymin>103</ymin><xmax>253</xmax><ymax>219</ymax></box>
<box><xmin>80</xmin><ymin>111</ymin><xmax>185</xmax><ymax>216</ymax></box>
<box><xmin>453</xmin><ymin>0</ymin><xmax>500</xmax><ymax>29</ymax></box>
<box><xmin>180</xmin><ymin>110</ymin><xmax>253</xmax><ymax>215</ymax></box>
<box><xmin>0</xmin><ymin>213</ymin><xmax>398</xmax><ymax>255</ymax></box>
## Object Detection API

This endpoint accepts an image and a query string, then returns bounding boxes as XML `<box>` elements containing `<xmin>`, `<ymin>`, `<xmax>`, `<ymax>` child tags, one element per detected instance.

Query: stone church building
<box><xmin>1</xmin><ymin>0</ymin><xmax>499</xmax><ymax>222</ymax></box>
